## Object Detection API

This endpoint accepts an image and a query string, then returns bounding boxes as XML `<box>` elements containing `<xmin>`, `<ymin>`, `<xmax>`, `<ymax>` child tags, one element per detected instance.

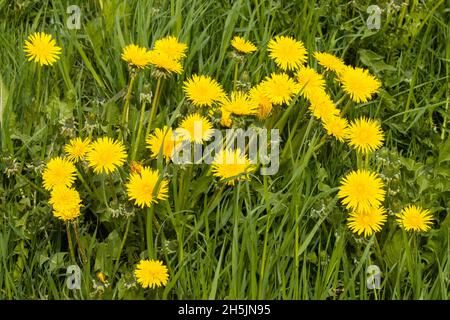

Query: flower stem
<box><xmin>146</xmin><ymin>207</ymin><xmax>155</xmax><ymax>259</ymax></box>
<box><xmin>131</xmin><ymin>99</ymin><xmax>147</xmax><ymax>161</ymax></box>
<box><xmin>121</xmin><ymin>72</ymin><xmax>137</xmax><ymax>141</ymax></box>
<box><xmin>113</xmin><ymin>218</ymin><xmax>131</xmax><ymax>277</ymax></box>
<box><xmin>72</xmin><ymin>221</ymin><xmax>87</xmax><ymax>264</ymax></box>
<box><xmin>145</xmin><ymin>77</ymin><xmax>163</xmax><ymax>140</ymax></box>
<box><xmin>233</xmin><ymin>61</ymin><xmax>240</xmax><ymax>91</ymax></box>
<box><xmin>66</xmin><ymin>222</ymin><xmax>76</xmax><ymax>264</ymax></box>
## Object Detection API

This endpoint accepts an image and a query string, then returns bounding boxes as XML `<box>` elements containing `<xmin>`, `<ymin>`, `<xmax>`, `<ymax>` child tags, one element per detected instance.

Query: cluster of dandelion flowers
<box><xmin>42</xmin><ymin>157</ymin><xmax>77</xmax><ymax>191</ymax></box>
<box><xmin>249</xmin><ymin>85</ymin><xmax>273</xmax><ymax>119</ymax></box>
<box><xmin>347</xmin><ymin>206</ymin><xmax>387</xmax><ymax>237</ymax></box>
<box><xmin>176</xmin><ymin>113</ymin><xmax>214</xmax><ymax>144</ymax></box>
<box><xmin>86</xmin><ymin>137</ymin><xmax>127</xmax><ymax>174</ymax></box>
<box><xmin>338</xmin><ymin>66</ymin><xmax>381</xmax><ymax>103</ymax></box>
<box><xmin>268</xmin><ymin>35</ymin><xmax>307</xmax><ymax>71</ymax></box>
<box><xmin>146</xmin><ymin>126</ymin><xmax>182</xmax><ymax>161</ymax></box>
<box><xmin>24</xmin><ymin>32</ymin><xmax>62</xmax><ymax>66</ymax></box>
<box><xmin>153</xmin><ymin>36</ymin><xmax>187</xmax><ymax>61</ymax></box>
<box><xmin>121</xmin><ymin>44</ymin><xmax>152</xmax><ymax>69</ymax></box>
<box><xmin>212</xmin><ymin>148</ymin><xmax>255</xmax><ymax>185</ymax></box>
<box><xmin>64</xmin><ymin>137</ymin><xmax>91</xmax><ymax>163</ymax></box>
<box><xmin>260</xmin><ymin>73</ymin><xmax>299</xmax><ymax>105</ymax></box>
<box><xmin>346</xmin><ymin>117</ymin><xmax>384</xmax><ymax>154</ymax></box>
<box><xmin>296</xmin><ymin>67</ymin><xmax>326</xmax><ymax>100</ymax></box>
<box><xmin>308</xmin><ymin>90</ymin><xmax>339</xmax><ymax>120</ymax></box>
<box><xmin>183</xmin><ymin>75</ymin><xmax>225</xmax><ymax>107</ymax></box>
<box><xmin>126</xmin><ymin>167</ymin><xmax>168</xmax><ymax>208</ymax></box>
<box><xmin>135</xmin><ymin>259</ymin><xmax>169</xmax><ymax>289</ymax></box>
<box><xmin>220</xmin><ymin>91</ymin><xmax>258</xmax><ymax>116</ymax></box>
<box><xmin>231</xmin><ymin>36</ymin><xmax>257</xmax><ymax>54</ymax></box>
<box><xmin>396</xmin><ymin>205</ymin><xmax>433</xmax><ymax>232</ymax></box>
<box><xmin>314</xmin><ymin>52</ymin><xmax>346</xmax><ymax>74</ymax></box>
<box><xmin>49</xmin><ymin>186</ymin><xmax>82</xmax><ymax>221</ymax></box>
<box><xmin>338</xmin><ymin>169</ymin><xmax>385</xmax><ymax>212</ymax></box>
<box><xmin>322</xmin><ymin>115</ymin><xmax>348</xmax><ymax>142</ymax></box>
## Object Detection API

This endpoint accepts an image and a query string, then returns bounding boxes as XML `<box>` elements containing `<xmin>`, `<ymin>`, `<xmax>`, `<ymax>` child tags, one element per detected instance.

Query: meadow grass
<box><xmin>0</xmin><ymin>0</ymin><xmax>449</xmax><ymax>299</ymax></box>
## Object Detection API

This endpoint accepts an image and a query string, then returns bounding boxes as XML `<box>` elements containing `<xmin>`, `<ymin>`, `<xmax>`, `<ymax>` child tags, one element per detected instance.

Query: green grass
<box><xmin>0</xmin><ymin>0</ymin><xmax>449</xmax><ymax>299</ymax></box>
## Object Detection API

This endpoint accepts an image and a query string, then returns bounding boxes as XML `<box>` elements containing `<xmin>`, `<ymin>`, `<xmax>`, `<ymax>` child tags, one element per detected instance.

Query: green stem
<box><xmin>131</xmin><ymin>99</ymin><xmax>147</xmax><ymax>161</ymax></box>
<box><xmin>233</xmin><ymin>61</ymin><xmax>240</xmax><ymax>91</ymax></box>
<box><xmin>121</xmin><ymin>72</ymin><xmax>137</xmax><ymax>141</ymax></box>
<box><xmin>113</xmin><ymin>218</ymin><xmax>131</xmax><ymax>276</ymax></box>
<box><xmin>66</xmin><ymin>222</ymin><xmax>76</xmax><ymax>264</ymax></box>
<box><xmin>145</xmin><ymin>77</ymin><xmax>163</xmax><ymax>139</ymax></box>
<box><xmin>356</xmin><ymin>152</ymin><xmax>363</xmax><ymax>170</ymax></box>
<box><xmin>72</xmin><ymin>221</ymin><xmax>87</xmax><ymax>264</ymax></box>
<box><xmin>108</xmin><ymin>173</ymin><xmax>118</xmax><ymax>204</ymax></box>
<box><xmin>146</xmin><ymin>207</ymin><xmax>155</xmax><ymax>259</ymax></box>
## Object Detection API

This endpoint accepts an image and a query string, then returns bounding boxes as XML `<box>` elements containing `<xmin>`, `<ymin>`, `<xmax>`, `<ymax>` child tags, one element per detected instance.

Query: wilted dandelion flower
<box><xmin>148</xmin><ymin>49</ymin><xmax>183</xmax><ymax>74</ymax></box>
<box><xmin>212</xmin><ymin>148</ymin><xmax>255</xmax><ymax>185</ymax></box>
<box><xmin>146</xmin><ymin>126</ymin><xmax>182</xmax><ymax>160</ymax></box>
<box><xmin>183</xmin><ymin>75</ymin><xmax>225</xmax><ymax>107</ymax></box>
<box><xmin>121</xmin><ymin>44</ymin><xmax>152</xmax><ymax>69</ymax></box>
<box><xmin>268</xmin><ymin>35</ymin><xmax>307</xmax><ymax>71</ymax></box>
<box><xmin>24</xmin><ymin>32</ymin><xmax>62</xmax><ymax>66</ymax></box>
<box><xmin>296</xmin><ymin>67</ymin><xmax>326</xmax><ymax>100</ymax></box>
<box><xmin>396</xmin><ymin>205</ymin><xmax>433</xmax><ymax>232</ymax></box>
<box><xmin>346</xmin><ymin>117</ymin><xmax>384</xmax><ymax>154</ymax></box>
<box><xmin>86</xmin><ymin>137</ymin><xmax>127</xmax><ymax>174</ymax></box>
<box><xmin>220</xmin><ymin>107</ymin><xmax>233</xmax><ymax>127</ymax></box>
<box><xmin>130</xmin><ymin>160</ymin><xmax>144</xmax><ymax>175</ymax></box>
<box><xmin>322</xmin><ymin>115</ymin><xmax>348</xmax><ymax>142</ymax></box>
<box><xmin>153</xmin><ymin>36</ymin><xmax>187</xmax><ymax>61</ymax></box>
<box><xmin>260</xmin><ymin>73</ymin><xmax>299</xmax><ymax>105</ymax></box>
<box><xmin>249</xmin><ymin>84</ymin><xmax>273</xmax><ymax>119</ymax></box>
<box><xmin>176</xmin><ymin>113</ymin><xmax>214</xmax><ymax>144</ymax></box>
<box><xmin>220</xmin><ymin>91</ymin><xmax>258</xmax><ymax>116</ymax></box>
<box><xmin>126</xmin><ymin>166</ymin><xmax>168</xmax><ymax>208</ymax></box>
<box><xmin>231</xmin><ymin>36</ymin><xmax>257</xmax><ymax>54</ymax></box>
<box><xmin>347</xmin><ymin>206</ymin><xmax>387</xmax><ymax>237</ymax></box>
<box><xmin>338</xmin><ymin>66</ymin><xmax>381</xmax><ymax>103</ymax></box>
<box><xmin>64</xmin><ymin>137</ymin><xmax>91</xmax><ymax>163</ymax></box>
<box><xmin>135</xmin><ymin>259</ymin><xmax>169</xmax><ymax>289</ymax></box>
<box><xmin>49</xmin><ymin>186</ymin><xmax>82</xmax><ymax>221</ymax></box>
<box><xmin>42</xmin><ymin>157</ymin><xmax>77</xmax><ymax>191</ymax></box>
<box><xmin>314</xmin><ymin>52</ymin><xmax>346</xmax><ymax>73</ymax></box>
<box><xmin>338</xmin><ymin>169</ymin><xmax>385</xmax><ymax>212</ymax></box>
<box><xmin>308</xmin><ymin>90</ymin><xmax>340</xmax><ymax>120</ymax></box>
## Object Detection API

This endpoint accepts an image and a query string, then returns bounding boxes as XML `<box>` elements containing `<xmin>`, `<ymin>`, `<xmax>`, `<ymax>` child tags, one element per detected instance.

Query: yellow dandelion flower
<box><xmin>267</xmin><ymin>35</ymin><xmax>307</xmax><ymax>71</ymax></box>
<box><xmin>86</xmin><ymin>137</ymin><xmax>127</xmax><ymax>174</ymax></box>
<box><xmin>249</xmin><ymin>84</ymin><xmax>273</xmax><ymax>119</ymax></box>
<box><xmin>121</xmin><ymin>44</ymin><xmax>152</xmax><ymax>69</ymax></box>
<box><xmin>296</xmin><ymin>67</ymin><xmax>326</xmax><ymax>100</ymax></box>
<box><xmin>42</xmin><ymin>156</ymin><xmax>77</xmax><ymax>191</ymax></box>
<box><xmin>231</xmin><ymin>36</ymin><xmax>257</xmax><ymax>54</ymax></box>
<box><xmin>176</xmin><ymin>113</ymin><xmax>214</xmax><ymax>144</ymax></box>
<box><xmin>126</xmin><ymin>166</ymin><xmax>168</xmax><ymax>208</ymax></box>
<box><xmin>314</xmin><ymin>52</ymin><xmax>346</xmax><ymax>73</ymax></box>
<box><xmin>338</xmin><ymin>66</ymin><xmax>381</xmax><ymax>103</ymax></box>
<box><xmin>64</xmin><ymin>137</ymin><xmax>91</xmax><ymax>163</ymax></box>
<box><xmin>153</xmin><ymin>36</ymin><xmax>188</xmax><ymax>61</ymax></box>
<box><xmin>148</xmin><ymin>49</ymin><xmax>183</xmax><ymax>74</ymax></box>
<box><xmin>220</xmin><ymin>107</ymin><xmax>233</xmax><ymax>127</ymax></box>
<box><xmin>49</xmin><ymin>186</ymin><xmax>81</xmax><ymax>221</ymax></box>
<box><xmin>322</xmin><ymin>115</ymin><xmax>348</xmax><ymax>142</ymax></box>
<box><xmin>347</xmin><ymin>206</ymin><xmax>387</xmax><ymax>237</ymax></box>
<box><xmin>396</xmin><ymin>205</ymin><xmax>433</xmax><ymax>232</ymax></box>
<box><xmin>260</xmin><ymin>73</ymin><xmax>299</xmax><ymax>105</ymax></box>
<box><xmin>338</xmin><ymin>169</ymin><xmax>386</xmax><ymax>212</ymax></box>
<box><xmin>183</xmin><ymin>75</ymin><xmax>225</xmax><ymax>107</ymax></box>
<box><xmin>211</xmin><ymin>148</ymin><xmax>255</xmax><ymax>185</ymax></box>
<box><xmin>220</xmin><ymin>91</ymin><xmax>258</xmax><ymax>116</ymax></box>
<box><xmin>135</xmin><ymin>259</ymin><xmax>169</xmax><ymax>289</ymax></box>
<box><xmin>346</xmin><ymin>117</ymin><xmax>384</xmax><ymax>154</ymax></box>
<box><xmin>146</xmin><ymin>126</ymin><xmax>182</xmax><ymax>160</ymax></box>
<box><xmin>308</xmin><ymin>90</ymin><xmax>340</xmax><ymax>120</ymax></box>
<box><xmin>24</xmin><ymin>32</ymin><xmax>62</xmax><ymax>66</ymax></box>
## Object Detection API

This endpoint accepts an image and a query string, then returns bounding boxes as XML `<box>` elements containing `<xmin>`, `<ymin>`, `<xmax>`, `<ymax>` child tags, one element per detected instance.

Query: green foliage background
<box><xmin>0</xmin><ymin>0</ymin><xmax>449</xmax><ymax>299</ymax></box>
